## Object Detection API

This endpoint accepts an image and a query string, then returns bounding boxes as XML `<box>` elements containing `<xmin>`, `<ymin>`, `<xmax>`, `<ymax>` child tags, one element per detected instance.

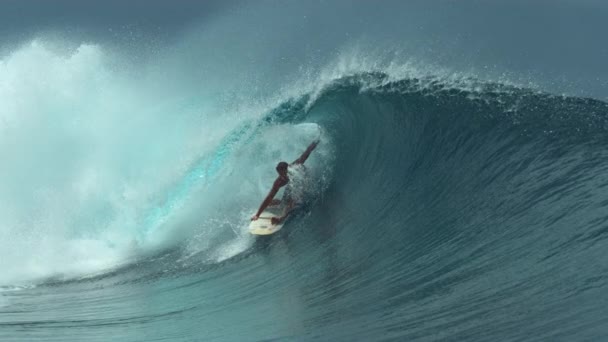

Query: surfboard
<box><xmin>249</xmin><ymin>211</ymin><xmax>284</xmax><ymax>235</ymax></box>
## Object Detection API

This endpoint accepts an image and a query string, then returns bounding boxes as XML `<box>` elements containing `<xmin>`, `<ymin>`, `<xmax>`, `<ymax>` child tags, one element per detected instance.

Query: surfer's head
<box><xmin>276</xmin><ymin>161</ymin><xmax>288</xmax><ymax>176</ymax></box>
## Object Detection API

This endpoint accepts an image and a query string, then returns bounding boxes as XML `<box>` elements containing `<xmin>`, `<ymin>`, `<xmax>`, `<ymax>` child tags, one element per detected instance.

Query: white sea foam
<box><xmin>0</xmin><ymin>38</ymin><xmax>338</xmax><ymax>285</ymax></box>
<box><xmin>0</xmin><ymin>40</ymin><xmax>255</xmax><ymax>285</ymax></box>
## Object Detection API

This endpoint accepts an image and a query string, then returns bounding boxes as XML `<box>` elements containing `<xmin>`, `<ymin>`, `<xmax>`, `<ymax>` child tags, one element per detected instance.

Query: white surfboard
<box><xmin>249</xmin><ymin>211</ymin><xmax>285</xmax><ymax>235</ymax></box>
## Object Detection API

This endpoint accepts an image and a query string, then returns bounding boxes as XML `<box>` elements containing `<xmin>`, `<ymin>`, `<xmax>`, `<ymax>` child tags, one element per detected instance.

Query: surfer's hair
<box><xmin>276</xmin><ymin>161</ymin><xmax>288</xmax><ymax>173</ymax></box>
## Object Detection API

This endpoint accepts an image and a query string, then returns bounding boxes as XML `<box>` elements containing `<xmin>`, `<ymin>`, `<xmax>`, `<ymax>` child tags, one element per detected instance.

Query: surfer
<box><xmin>251</xmin><ymin>139</ymin><xmax>320</xmax><ymax>225</ymax></box>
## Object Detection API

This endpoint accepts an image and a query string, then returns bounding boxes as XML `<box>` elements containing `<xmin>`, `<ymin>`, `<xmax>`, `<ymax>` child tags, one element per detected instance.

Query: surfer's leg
<box><xmin>272</xmin><ymin>199</ymin><xmax>295</xmax><ymax>225</ymax></box>
<box><xmin>271</xmin><ymin>198</ymin><xmax>297</xmax><ymax>225</ymax></box>
<box><xmin>269</xmin><ymin>199</ymin><xmax>281</xmax><ymax>207</ymax></box>
<box><xmin>282</xmin><ymin>199</ymin><xmax>295</xmax><ymax>218</ymax></box>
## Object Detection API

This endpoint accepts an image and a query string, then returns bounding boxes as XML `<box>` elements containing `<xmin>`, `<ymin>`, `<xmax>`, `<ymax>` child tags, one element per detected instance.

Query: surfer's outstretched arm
<box><xmin>251</xmin><ymin>178</ymin><xmax>284</xmax><ymax>220</ymax></box>
<box><xmin>252</xmin><ymin>187</ymin><xmax>278</xmax><ymax>220</ymax></box>
<box><xmin>293</xmin><ymin>139</ymin><xmax>320</xmax><ymax>165</ymax></box>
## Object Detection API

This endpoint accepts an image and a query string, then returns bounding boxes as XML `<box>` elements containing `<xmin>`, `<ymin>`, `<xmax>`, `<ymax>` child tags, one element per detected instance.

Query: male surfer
<box><xmin>251</xmin><ymin>139</ymin><xmax>320</xmax><ymax>225</ymax></box>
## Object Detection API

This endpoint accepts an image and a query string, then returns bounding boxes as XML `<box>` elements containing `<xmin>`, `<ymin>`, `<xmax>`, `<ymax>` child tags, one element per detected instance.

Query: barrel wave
<box><xmin>3</xmin><ymin>64</ymin><xmax>608</xmax><ymax>340</ymax></box>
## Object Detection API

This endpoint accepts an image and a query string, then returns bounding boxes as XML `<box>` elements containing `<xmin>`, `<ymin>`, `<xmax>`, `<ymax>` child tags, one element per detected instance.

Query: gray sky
<box><xmin>0</xmin><ymin>0</ymin><xmax>237</xmax><ymax>48</ymax></box>
<box><xmin>1</xmin><ymin>0</ymin><xmax>606</xmax><ymax>99</ymax></box>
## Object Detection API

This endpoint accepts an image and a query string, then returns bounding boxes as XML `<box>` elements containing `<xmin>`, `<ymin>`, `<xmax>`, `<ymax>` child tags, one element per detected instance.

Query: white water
<box><xmin>0</xmin><ymin>40</ymin><xmax>334</xmax><ymax>285</ymax></box>
<box><xmin>0</xmin><ymin>41</ymin><xmax>229</xmax><ymax>285</ymax></box>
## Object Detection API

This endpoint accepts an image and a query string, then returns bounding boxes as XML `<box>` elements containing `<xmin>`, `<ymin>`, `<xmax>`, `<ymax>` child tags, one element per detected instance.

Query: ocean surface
<box><xmin>1</xmin><ymin>1</ymin><xmax>608</xmax><ymax>341</ymax></box>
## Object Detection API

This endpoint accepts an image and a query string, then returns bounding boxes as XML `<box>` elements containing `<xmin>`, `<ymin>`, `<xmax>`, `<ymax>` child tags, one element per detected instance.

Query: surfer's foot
<box><xmin>271</xmin><ymin>217</ymin><xmax>284</xmax><ymax>225</ymax></box>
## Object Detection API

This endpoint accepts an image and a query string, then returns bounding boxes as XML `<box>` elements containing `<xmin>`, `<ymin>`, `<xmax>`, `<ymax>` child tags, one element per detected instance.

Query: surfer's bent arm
<box><xmin>293</xmin><ymin>139</ymin><xmax>320</xmax><ymax>165</ymax></box>
<box><xmin>252</xmin><ymin>179</ymin><xmax>283</xmax><ymax>220</ymax></box>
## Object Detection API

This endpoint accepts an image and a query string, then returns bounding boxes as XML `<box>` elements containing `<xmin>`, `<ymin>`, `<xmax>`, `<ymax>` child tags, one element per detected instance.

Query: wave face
<box><xmin>296</xmin><ymin>76</ymin><xmax>608</xmax><ymax>340</ymax></box>
<box><xmin>3</xmin><ymin>2</ymin><xmax>608</xmax><ymax>341</ymax></box>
